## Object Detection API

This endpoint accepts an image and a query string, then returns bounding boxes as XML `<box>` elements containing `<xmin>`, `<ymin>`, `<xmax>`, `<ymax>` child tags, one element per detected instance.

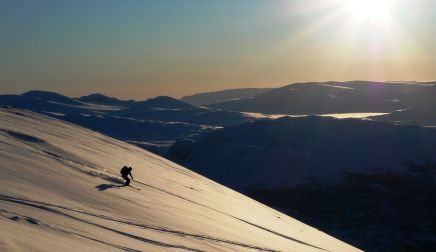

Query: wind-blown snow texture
<box><xmin>0</xmin><ymin>108</ymin><xmax>360</xmax><ymax>252</ymax></box>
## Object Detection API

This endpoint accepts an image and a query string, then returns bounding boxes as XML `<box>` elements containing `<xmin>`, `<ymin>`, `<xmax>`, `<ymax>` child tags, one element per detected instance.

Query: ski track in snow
<box><xmin>0</xmin><ymin>208</ymin><xmax>142</xmax><ymax>252</ymax></box>
<box><xmin>0</xmin><ymin>197</ymin><xmax>203</xmax><ymax>252</ymax></box>
<box><xmin>0</xmin><ymin>195</ymin><xmax>279</xmax><ymax>252</ymax></box>
<box><xmin>129</xmin><ymin>180</ymin><xmax>330</xmax><ymax>252</ymax></box>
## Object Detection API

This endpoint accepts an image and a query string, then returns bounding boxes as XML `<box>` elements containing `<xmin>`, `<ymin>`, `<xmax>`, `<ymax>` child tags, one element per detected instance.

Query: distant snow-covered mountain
<box><xmin>0</xmin><ymin>91</ymin><xmax>252</xmax><ymax>154</ymax></box>
<box><xmin>140</xmin><ymin>96</ymin><xmax>196</xmax><ymax>109</ymax></box>
<box><xmin>169</xmin><ymin>115</ymin><xmax>436</xmax><ymax>189</ymax></box>
<box><xmin>371</xmin><ymin>105</ymin><xmax>436</xmax><ymax>127</ymax></box>
<box><xmin>208</xmin><ymin>81</ymin><xmax>436</xmax><ymax>115</ymax></box>
<box><xmin>182</xmin><ymin>88</ymin><xmax>273</xmax><ymax>106</ymax></box>
<box><xmin>77</xmin><ymin>93</ymin><xmax>132</xmax><ymax>106</ymax></box>
<box><xmin>370</xmin><ymin>85</ymin><xmax>436</xmax><ymax>126</ymax></box>
<box><xmin>23</xmin><ymin>90</ymin><xmax>84</xmax><ymax>105</ymax></box>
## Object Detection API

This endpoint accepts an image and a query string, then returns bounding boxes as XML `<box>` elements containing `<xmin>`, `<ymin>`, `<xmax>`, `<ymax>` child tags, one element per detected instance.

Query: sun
<box><xmin>345</xmin><ymin>0</ymin><xmax>392</xmax><ymax>22</ymax></box>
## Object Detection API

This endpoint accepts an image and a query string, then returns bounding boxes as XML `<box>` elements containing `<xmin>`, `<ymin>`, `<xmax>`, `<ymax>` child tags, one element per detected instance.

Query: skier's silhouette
<box><xmin>120</xmin><ymin>166</ymin><xmax>133</xmax><ymax>186</ymax></box>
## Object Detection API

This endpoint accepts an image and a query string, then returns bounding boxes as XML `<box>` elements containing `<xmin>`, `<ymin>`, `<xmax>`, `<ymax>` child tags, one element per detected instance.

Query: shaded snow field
<box><xmin>0</xmin><ymin>108</ymin><xmax>360</xmax><ymax>251</ymax></box>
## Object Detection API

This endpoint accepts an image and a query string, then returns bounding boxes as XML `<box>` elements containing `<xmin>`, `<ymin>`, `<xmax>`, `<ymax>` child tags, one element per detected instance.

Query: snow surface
<box><xmin>318</xmin><ymin>84</ymin><xmax>355</xmax><ymax>90</ymax></box>
<box><xmin>243</xmin><ymin>112</ymin><xmax>387</xmax><ymax>120</ymax></box>
<box><xmin>0</xmin><ymin>108</ymin><xmax>360</xmax><ymax>252</ymax></box>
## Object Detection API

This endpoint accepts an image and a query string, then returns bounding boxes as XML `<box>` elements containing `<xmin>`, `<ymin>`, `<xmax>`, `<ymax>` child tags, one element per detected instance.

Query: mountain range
<box><xmin>1</xmin><ymin>82</ymin><xmax>435</xmax><ymax>250</ymax></box>
<box><xmin>181</xmin><ymin>88</ymin><xmax>273</xmax><ymax>106</ymax></box>
<box><xmin>169</xmin><ymin>115</ymin><xmax>436</xmax><ymax>189</ymax></box>
<box><xmin>0</xmin><ymin>91</ymin><xmax>252</xmax><ymax>154</ymax></box>
<box><xmin>207</xmin><ymin>81</ymin><xmax>436</xmax><ymax>121</ymax></box>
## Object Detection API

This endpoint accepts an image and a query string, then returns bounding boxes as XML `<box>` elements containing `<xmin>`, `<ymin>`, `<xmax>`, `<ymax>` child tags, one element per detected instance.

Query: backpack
<box><xmin>120</xmin><ymin>166</ymin><xmax>129</xmax><ymax>176</ymax></box>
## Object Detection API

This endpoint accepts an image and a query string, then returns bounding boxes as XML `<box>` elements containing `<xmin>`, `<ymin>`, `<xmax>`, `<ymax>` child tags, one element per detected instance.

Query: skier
<box><xmin>120</xmin><ymin>166</ymin><xmax>134</xmax><ymax>186</ymax></box>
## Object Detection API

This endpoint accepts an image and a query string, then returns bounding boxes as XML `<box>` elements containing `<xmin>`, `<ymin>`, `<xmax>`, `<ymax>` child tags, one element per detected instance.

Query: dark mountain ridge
<box><xmin>169</xmin><ymin>115</ymin><xmax>436</xmax><ymax>189</ymax></box>
<box><xmin>182</xmin><ymin>88</ymin><xmax>273</xmax><ymax>106</ymax></box>
<box><xmin>0</xmin><ymin>90</ymin><xmax>250</xmax><ymax>154</ymax></box>
<box><xmin>208</xmin><ymin>81</ymin><xmax>436</xmax><ymax>115</ymax></box>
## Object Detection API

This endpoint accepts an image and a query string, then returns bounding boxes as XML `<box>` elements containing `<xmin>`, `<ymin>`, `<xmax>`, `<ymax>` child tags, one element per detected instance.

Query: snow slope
<box><xmin>0</xmin><ymin>108</ymin><xmax>360</xmax><ymax>252</ymax></box>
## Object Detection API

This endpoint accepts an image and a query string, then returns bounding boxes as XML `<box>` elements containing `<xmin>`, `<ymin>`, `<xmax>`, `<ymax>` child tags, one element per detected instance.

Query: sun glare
<box><xmin>345</xmin><ymin>0</ymin><xmax>392</xmax><ymax>22</ymax></box>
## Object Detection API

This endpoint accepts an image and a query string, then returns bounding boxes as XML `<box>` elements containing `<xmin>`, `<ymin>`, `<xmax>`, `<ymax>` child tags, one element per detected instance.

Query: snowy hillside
<box><xmin>0</xmin><ymin>108</ymin><xmax>360</xmax><ymax>252</ymax></box>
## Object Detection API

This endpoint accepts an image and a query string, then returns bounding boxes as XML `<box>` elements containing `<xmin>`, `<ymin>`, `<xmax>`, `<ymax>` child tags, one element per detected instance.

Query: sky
<box><xmin>1</xmin><ymin>0</ymin><xmax>436</xmax><ymax>100</ymax></box>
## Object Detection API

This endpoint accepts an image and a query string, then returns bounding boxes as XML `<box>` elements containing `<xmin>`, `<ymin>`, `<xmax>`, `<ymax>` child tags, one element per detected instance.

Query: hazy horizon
<box><xmin>4</xmin><ymin>79</ymin><xmax>436</xmax><ymax>101</ymax></box>
<box><xmin>1</xmin><ymin>0</ymin><xmax>436</xmax><ymax>99</ymax></box>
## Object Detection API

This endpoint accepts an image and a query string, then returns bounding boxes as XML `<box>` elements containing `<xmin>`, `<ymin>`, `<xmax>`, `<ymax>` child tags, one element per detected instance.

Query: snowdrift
<box><xmin>0</xmin><ymin>108</ymin><xmax>360</xmax><ymax>252</ymax></box>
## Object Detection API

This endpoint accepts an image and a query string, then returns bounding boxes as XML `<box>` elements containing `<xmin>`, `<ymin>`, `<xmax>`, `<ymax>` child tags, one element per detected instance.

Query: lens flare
<box><xmin>345</xmin><ymin>0</ymin><xmax>392</xmax><ymax>22</ymax></box>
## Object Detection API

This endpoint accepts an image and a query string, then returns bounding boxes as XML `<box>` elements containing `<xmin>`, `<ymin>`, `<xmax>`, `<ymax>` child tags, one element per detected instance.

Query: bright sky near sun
<box><xmin>1</xmin><ymin>0</ymin><xmax>435</xmax><ymax>99</ymax></box>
